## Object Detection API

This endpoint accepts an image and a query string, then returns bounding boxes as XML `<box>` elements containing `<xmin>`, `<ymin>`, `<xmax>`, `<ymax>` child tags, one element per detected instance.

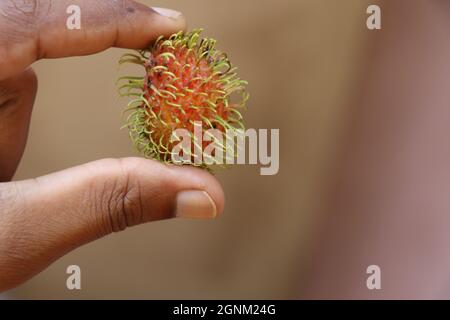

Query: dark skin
<box><xmin>0</xmin><ymin>0</ymin><xmax>224</xmax><ymax>292</ymax></box>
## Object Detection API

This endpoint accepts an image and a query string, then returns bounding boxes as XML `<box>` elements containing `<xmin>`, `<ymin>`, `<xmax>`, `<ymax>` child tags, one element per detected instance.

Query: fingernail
<box><xmin>175</xmin><ymin>191</ymin><xmax>217</xmax><ymax>219</ymax></box>
<box><xmin>152</xmin><ymin>7</ymin><xmax>182</xmax><ymax>20</ymax></box>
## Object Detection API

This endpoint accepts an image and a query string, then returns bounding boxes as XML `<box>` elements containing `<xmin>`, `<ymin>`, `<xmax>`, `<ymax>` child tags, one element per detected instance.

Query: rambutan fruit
<box><xmin>118</xmin><ymin>29</ymin><xmax>249</xmax><ymax>170</ymax></box>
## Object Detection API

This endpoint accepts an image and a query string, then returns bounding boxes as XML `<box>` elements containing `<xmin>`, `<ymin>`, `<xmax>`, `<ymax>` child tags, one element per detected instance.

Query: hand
<box><xmin>0</xmin><ymin>0</ymin><xmax>224</xmax><ymax>292</ymax></box>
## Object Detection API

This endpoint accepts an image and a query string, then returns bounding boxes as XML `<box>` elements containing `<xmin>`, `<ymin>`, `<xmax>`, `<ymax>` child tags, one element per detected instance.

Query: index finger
<box><xmin>0</xmin><ymin>0</ymin><xmax>186</xmax><ymax>80</ymax></box>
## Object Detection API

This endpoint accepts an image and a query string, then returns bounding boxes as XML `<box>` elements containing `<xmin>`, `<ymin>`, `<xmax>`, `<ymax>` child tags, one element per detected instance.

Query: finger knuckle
<box><xmin>106</xmin><ymin>0</ymin><xmax>135</xmax><ymax>18</ymax></box>
<box><xmin>0</xmin><ymin>0</ymin><xmax>39</xmax><ymax>30</ymax></box>
<box><xmin>0</xmin><ymin>0</ymin><xmax>45</xmax><ymax>60</ymax></box>
<box><xmin>0</xmin><ymin>68</ymin><xmax>37</xmax><ymax>116</ymax></box>
<box><xmin>95</xmin><ymin>159</ymin><xmax>145</xmax><ymax>234</ymax></box>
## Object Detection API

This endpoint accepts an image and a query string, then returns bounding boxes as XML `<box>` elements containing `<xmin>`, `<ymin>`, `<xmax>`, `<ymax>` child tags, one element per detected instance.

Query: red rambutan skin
<box><xmin>119</xmin><ymin>30</ymin><xmax>248</xmax><ymax>168</ymax></box>
<box><xmin>143</xmin><ymin>45</ymin><xmax>229</xmax><ymax>148</ymax></box>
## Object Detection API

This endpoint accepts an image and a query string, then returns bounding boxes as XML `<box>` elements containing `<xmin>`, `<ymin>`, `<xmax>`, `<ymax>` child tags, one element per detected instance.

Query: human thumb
<box><xmin>0</xmin><ymin>157</ymin><xmax>224</xmax><ymax>291</ymax></box>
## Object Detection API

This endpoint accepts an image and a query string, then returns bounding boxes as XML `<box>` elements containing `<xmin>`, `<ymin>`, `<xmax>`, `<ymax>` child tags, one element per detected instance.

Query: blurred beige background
<box><xmin>9</xmin><ymin>0</ymin><xmax>370</xmax><ymax>299</ymax></box>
